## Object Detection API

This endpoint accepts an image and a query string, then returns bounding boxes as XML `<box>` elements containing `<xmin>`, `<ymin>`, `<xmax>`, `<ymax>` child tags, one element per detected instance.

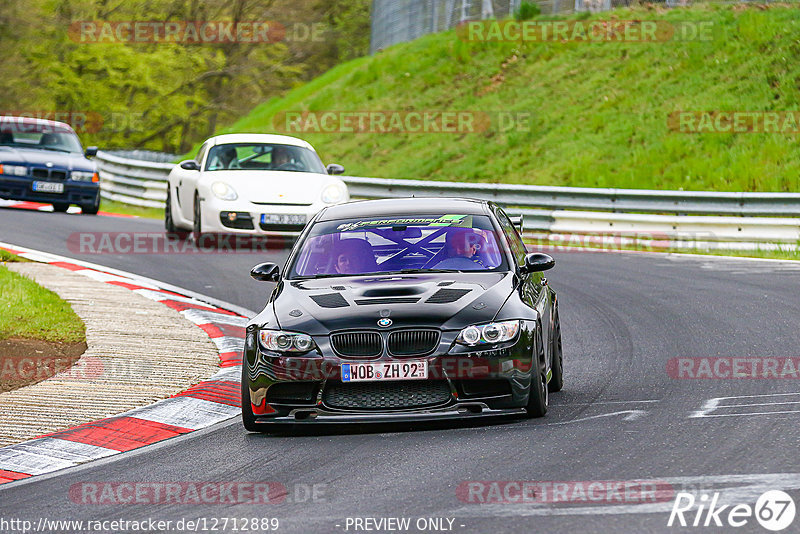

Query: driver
<box><xmin>272</xmin><ymin>146</ymin><xmax>292</xmax><ymax>168</ymax></box>
<box><xmin>445</xmin><ymin>228</ymin><xmax>485</xmax><ymax>267</ymax></box>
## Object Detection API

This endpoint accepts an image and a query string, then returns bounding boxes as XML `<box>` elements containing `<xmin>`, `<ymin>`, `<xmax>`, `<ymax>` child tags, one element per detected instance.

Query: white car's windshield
<box><xmin>204</xmin><ymin>143</ymin><xmax>326</xmax><ymax>173</ymax></box>
<box><xmin>288</xmin><ymin>214</ymin><xmax>508</xmax><ymax>279</ymax></box>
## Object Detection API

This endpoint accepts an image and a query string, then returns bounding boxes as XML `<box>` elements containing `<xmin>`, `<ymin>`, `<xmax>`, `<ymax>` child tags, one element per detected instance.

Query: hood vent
<box><xmin>425</xmin><ymin>288</ymin><xmax>471</xmax><ymax>304</ymax></box>
<box><xmin>437</xmin><ymin>281</ymin><xmax>455</xmax><ymax>286</ymax></box>
<box><xmin>355</xmin><ymin>297</ymin><xmax>419</xmax><ymax>305</ymax></box>
<box><xmin>310</xmin><ymin>293</ymin><xmax>349</xmax><ymax>308</ymax></box>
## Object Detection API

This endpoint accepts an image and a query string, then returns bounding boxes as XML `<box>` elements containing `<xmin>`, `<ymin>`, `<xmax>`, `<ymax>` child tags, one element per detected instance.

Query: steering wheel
<box><xmin>275</xmin><ymin>162</ymin><xmax>302</xmax><ymax>171</ymax></box>
<box><xmin>431</xmin><ymin>257</ymin><xmax>484</xmax><ymax>270</ymax></box>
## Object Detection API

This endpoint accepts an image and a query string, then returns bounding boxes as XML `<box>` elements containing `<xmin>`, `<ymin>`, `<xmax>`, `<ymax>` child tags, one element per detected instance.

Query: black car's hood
<box><xmin>0</xmin><ymin>146</ymin><xmax>95</xmax><ymax>171</ymax></box>
<box><xmin>268</xmin><ymin>272</ymin><xmax>516</xmax><ymax>334</ymax></box>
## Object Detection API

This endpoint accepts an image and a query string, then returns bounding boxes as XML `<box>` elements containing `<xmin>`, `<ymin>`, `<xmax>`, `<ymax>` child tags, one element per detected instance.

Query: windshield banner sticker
<box><xmin>336</xmin><ymin>215</ymin><xmax>471</xmax><ymax>232</ymax></box>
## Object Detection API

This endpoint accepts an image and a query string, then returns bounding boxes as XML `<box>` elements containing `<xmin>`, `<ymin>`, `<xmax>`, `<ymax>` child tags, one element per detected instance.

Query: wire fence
<box><xmin>369</xmin><ymin>0</ymin><xmax>786</xmax><ymax>52</ymax></box>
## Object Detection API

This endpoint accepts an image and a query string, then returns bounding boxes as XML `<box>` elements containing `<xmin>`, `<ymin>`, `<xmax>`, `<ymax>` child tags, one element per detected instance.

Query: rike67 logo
<box><xmin>668</xmin><ymin>490</ymin><xmax>796</xmax><ymax>531</ymax></box>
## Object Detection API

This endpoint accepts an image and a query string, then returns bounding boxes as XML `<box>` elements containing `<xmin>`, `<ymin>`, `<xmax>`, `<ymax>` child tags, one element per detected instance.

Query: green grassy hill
<box><xmin>214</xmin><ymin>3</ymin><xmax>800</xmax><ymax>192</ymax></box>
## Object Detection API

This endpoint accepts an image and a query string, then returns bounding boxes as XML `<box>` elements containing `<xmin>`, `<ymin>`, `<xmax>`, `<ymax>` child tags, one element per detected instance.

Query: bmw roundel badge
<box><xmin>377</xmin><ymin>318</ymin><xmax>392</xmax><ymax>328</ymax></box>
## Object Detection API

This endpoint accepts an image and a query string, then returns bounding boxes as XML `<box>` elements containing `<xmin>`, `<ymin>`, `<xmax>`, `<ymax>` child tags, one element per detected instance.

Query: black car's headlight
<box><xmin>258</xmin><ymin>329</ymin><xmax>316</xmax><ymax>353</ymax></box>
<box><xmin>457</xmin><ymin>320</ymin><xmax>520</xmax><ymax>346</ymax></box>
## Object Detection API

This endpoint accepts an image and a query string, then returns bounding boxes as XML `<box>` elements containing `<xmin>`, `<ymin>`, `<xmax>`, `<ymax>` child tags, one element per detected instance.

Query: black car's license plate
<box><xmin>341</xmin><ymin>361</ymin><xmax>428</xmax><ymax>382</ymax></box>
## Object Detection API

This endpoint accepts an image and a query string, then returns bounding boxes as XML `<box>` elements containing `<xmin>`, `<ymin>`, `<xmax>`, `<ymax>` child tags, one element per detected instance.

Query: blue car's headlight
<box><xmin>0</xmin><ymin>164</ymin><xmax>27</xmax><ymax>176</ymax></box>
<box><xmin>258</xmin><ymin>329</ymin><xmax>315</xmax><ymax>353</ymax></box>
<box><xmin>457</xmin><ymin>320</ymin><xmax>520</xmax><ymax>346</ymax></box>
<box><xmin>71</xmin><ymin>170</ymin><xmax>98</xmax><ymax>182</ymax></box>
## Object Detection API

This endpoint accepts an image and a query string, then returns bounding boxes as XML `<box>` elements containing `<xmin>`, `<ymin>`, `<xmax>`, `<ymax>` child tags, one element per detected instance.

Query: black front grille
<box><xmin>426</xmin><ymin>288</ymin><xmax>471</xmax><ymax>304</ymax></box>
<box><xmin>388</xmin><ymin>330</ymin><xmax>439</xmax><ymax>356</ymax></box>
<box><xmin>331</xmin><ymin>332</ymin><xmax>382</xmax><ymax>357</ymax></box>
<box><xmin>354</xmin><ymin>297</ymin><xmax>419</xmax><ymax>305</ymax></box>
<box><xmin>310</xmin><ymin>293</ymin><xmax>349</xmax><ymax>308</ymax></box>
<box><xmin>323</xmin><ymin>380</ymin><xmax>452</xmax><ymax>410</ymax></box>
<box><xmin>30</xmin><ymin>168</ymin><xmax>67</xmax><ymax>180</ymax></box>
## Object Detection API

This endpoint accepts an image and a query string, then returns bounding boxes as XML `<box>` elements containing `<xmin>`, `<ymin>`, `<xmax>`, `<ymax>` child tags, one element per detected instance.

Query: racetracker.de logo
<box><xmin>668</xmin><ymin>111</ymin><xmax>800</xmax><ymax>134</ymax></box>
<box><xmin>69</xmin><ymin>482</ymin><xmax>287</xmax><ymax>505</ymax></box>
<box><xmin>67</xmin><ymin>233</ymin><xmax>291</xmax><ymax>254</ymax></box>
<box><xmin>458</xmin><ymin>20</ymin><xmax>714</xmax><ymax>43</ymax></box>
<box><xmin>68</xmin><ymin>21</ymin><xmax>288</xmax><ymax>44</ymax></box>
<box><xmin>457</xmin><ymin>480</ymin><xmax>674</xmax><ymax>504</ymax></box>
<box><xmin>667</xmin><ymin>357</ymin><xmax>800</xmax><ymax>379</ymax></box>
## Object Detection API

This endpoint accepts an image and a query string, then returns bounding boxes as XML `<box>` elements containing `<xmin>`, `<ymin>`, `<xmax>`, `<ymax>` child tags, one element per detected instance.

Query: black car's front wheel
<box><xmin>525</xmin><ymin>323</ymin><xmax>549</xmax><ymax>418</ymax></box>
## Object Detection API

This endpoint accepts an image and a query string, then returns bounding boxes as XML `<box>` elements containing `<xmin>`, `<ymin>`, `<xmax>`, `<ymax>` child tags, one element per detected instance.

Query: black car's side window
<box><xmin>496</xmin><ymin>210</ymin><xmax>527</xmax><ymax>267</ymax></box>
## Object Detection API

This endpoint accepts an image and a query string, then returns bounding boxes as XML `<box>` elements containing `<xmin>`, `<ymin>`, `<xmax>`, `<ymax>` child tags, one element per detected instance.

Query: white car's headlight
<box><xmin>0</xmin><ymin>164</ymin><xmax>28</xmax><ymax>176</ymax></box>
<box><xmin>321</xmin><ymin>183</ymin><xmax>346</xmax><ymax>204</ymax></box>
<box><xmin>457</xmin><ymin>320</ymin><xmax>521</xmax><ymax>346</ymax></box>
<box><xmin>71</xmin><ymin>170</ymin><xmax>98</xmax><ymax>182</ymax></box>
<box><xmin>211</xmin><ymin>181</ymin><xmax>237</xmax><ymax>201</ymax></box>
<box><xmin>259</xmin><ymin>330</ymin><xmax>316</xmax><ymax>353</ymax></box>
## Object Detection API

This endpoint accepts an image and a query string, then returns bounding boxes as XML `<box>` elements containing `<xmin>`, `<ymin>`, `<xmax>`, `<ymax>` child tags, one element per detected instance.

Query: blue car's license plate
<box><xmin>32</xmin><ymin>181</ymin><xmax>64</xmax><ymax>194</ymax></box>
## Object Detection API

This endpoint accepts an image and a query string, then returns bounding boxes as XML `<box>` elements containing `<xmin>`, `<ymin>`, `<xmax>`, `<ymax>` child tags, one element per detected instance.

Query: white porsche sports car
<box><xmin>165</xmin><ymin>134</ymin><xmax>348</xmax><ymax>237</ymax></box>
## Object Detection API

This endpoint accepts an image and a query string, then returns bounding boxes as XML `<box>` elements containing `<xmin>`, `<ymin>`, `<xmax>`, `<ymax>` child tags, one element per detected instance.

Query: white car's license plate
<box><xmin>342</xmin><ymin>361</ymin><xmax>428</xmax><ymax>382</ymax></box>
<box><xmin>261</xmin><ymin>213</ymin><xmax>306</xmax><ymax>225</ymax></box>
<box><xmin>32</xmin><ymin>181</ymin><xmax>64</xmax><ymax>194</ymax></box>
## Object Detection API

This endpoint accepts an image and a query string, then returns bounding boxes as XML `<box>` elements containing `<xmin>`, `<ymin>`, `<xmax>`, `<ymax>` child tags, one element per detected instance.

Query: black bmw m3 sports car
<box><xmin>241</xmin><ymin>197</ymin><xmax>562</xmax><ymax>430</ymax></box>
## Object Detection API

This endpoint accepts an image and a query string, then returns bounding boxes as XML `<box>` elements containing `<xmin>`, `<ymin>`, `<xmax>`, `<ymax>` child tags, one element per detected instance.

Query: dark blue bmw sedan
<box><xmin>0</xmin><ymin>117</ymin><xmax>100</xmax><ymax>214</ymax></box>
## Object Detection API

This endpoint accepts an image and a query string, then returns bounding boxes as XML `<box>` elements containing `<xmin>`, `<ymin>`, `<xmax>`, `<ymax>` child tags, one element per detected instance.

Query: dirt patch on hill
<box><xmin>0</xmin><ymin>338</ymin><xmax>88</xmax><ymax>393</ymax></box>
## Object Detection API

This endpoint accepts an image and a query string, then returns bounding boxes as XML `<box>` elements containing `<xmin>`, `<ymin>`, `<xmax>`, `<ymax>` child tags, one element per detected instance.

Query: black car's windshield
<box><xmin>0</xmin><ymin>129</ymin><xmax>83</xmax><ymax>153</ymax></box>
<box><xmin>288</xmin><ymin>214</ymin><xmax>508</xmax><ymax>279</ymax></box>
<box><xmin>204</xmin><ymin>143</ymin><xmax>326</xmax><ymax>173</ymax></box>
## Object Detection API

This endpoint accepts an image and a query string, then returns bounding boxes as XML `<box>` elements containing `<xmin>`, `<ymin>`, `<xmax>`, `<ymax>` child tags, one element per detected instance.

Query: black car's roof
<box><xmin>317</xmin><ymin>197</ymin><xmax>491</xmax><ymax>221</ymax></box>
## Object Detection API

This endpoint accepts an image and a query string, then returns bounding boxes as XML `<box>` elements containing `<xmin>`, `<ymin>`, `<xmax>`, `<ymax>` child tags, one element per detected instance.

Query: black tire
<box><xmin>548</xmin><ymin>305</ymin><xmax>564</xmax><ymax>393</ymax></box>
<box><xmin>192</xmin><ymin>193</ymin><xmax>203</xmax><ymax>241</ymax></box>
<box><xmin>82</xmin><ymin>198</ymin><xmax>100</xmax><ymax>215</ymax></box>
<box><xmin>525</xmin><ymin>324</ymin><xmax>549</xmax><ymax>418</ymax></box>
<box><xmin>165</xmin><ymin>191</ymin><xmax>189</xmax><ymax>239</ymax></box>
<box><xmin>52</xmin><ymin>203</ymin><xmax>69</xmax><ymax>213</ymax></box>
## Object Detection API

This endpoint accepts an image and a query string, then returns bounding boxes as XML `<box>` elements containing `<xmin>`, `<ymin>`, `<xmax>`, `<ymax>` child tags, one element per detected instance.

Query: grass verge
<box><xmin>0</xmin><ymin>265</ymin><xmax>85</xmax><ymax>343</ymax></box>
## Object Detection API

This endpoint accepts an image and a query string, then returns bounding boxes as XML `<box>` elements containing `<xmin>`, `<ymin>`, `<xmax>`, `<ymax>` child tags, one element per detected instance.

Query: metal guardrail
<box><xmin>95</xmin><ymin>151</ymin><xmax>800</xmax><ymax>245</ymax></box>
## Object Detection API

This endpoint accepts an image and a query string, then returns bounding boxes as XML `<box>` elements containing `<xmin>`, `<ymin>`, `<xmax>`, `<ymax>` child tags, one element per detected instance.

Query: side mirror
<box><xmin>251</xmin><ymin>262</ymin><xmax>280</xmax><ymax>282</ymax></box>
<box><xmin>326</xmin><ymin>163</ymin><xmax>345</xmax><ymax>175</ymax></box>
<box><xmin>520</xmin><ymin>253</ymin><xmax>555</xmax><ymax>274</ymax></box>
<box><xmin>84</xmin><ymin>146</ymin><xmax>98</xmax><ymax>157</ymax></box>
<box><xmin>180</xmin><ymin>160</ymin><xmax>200</xmax><ymax>171</ymax></box>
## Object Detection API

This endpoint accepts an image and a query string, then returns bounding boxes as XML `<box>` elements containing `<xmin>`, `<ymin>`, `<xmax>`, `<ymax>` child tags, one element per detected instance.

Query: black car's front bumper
<box><xmin>0</xmin><ymin>176</ymin><xmax>99</xmax><ymax>206</ymax></box>
<box><xmin>243</xmin><ymin>324</ymin><xmax>538</xmax><ymax>423</ymax></box>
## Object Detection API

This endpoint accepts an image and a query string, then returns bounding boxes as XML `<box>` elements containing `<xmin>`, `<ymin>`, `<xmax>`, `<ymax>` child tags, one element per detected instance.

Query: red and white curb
<box><xmin>0</xmin><ymin>199</ymin><xmax>136</xmax><ymax>218</ymax></box>
<box><xmin>0</xmin><ymin>244</ymin><xmax>248</xmax><ymax>485</ymax></box>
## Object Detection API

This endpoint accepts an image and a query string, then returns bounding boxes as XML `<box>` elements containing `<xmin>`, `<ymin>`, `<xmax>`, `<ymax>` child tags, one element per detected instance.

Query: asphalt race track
<box><xmin>2</xmin><ymin>205</ymin><xmax>800</xmax><ymax>533</ymax></box>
